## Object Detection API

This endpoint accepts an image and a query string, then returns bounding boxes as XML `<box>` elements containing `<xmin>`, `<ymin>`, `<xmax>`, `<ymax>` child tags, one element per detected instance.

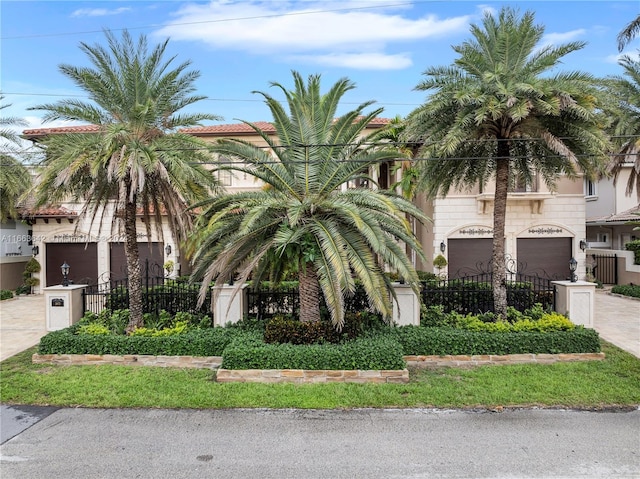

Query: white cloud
<box><xmin>606</xmin><ymin>51</ymin><xmax>640</xmax><ymax>65</ymax></box>
<box><xmin>71</xmin><ymin>7</ymin><xmax>131</xmax><ymax>18</ymax></box>
<box><xmin>290</xmin><ymin>52</ymin><xmax>412</xmax><ymax>70</ymax></box>
<box><xmin>541</xmin><ymin>29</ymin><xmax>587</xmax><ymax>46</ymax></box>
<box><xmin>153</xmin><ymin>1</ymin><xmax>471</xmax><ymax>70</ymax></box>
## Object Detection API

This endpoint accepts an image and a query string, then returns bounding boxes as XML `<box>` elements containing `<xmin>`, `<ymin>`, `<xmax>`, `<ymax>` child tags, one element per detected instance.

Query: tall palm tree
<box><xmin>0</xmin><ymin>98</ymin><xmax>31</xmax><ymax>221</ymax></box>
<box><xmin>189</xmin><ymin>71</ymin><xmax>428</xmax><ymax>329</ymax></box>
<box><xmin>31</xmin><ymin>30</ymin><xmax>220</xmax><ymax>332</ymax></box>
<box><xmin>404</xmin><ymin>7</ymin><xmax>610</xmax><ymax>317</ymax></box>
<box><xmin>603</xmin><ymin>54</ymin><xmax>640</xmax><ymax>200</ymax></box>
<box><xmin>618</xmin><ymin>14</ymin><xmax>640</xmax><ymax>52</ymax></box>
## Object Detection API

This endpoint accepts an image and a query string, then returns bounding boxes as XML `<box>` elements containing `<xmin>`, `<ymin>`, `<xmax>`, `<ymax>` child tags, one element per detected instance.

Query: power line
<box><xmin>1</xmin><ymin>2</ymin><xmax>423</xmax><ymax>40</ymax></box>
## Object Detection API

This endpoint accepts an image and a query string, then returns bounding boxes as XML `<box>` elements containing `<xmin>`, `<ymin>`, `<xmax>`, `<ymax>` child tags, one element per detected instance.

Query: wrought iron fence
<box><xmin>83</xmin><ymin>275</ymin><xmax>211</xmax><ymax>316</ymax></box>
<box><xmin>420</xmin><ymin>272</ymin><xmax>555</xmax><ymax>314</ymax></box>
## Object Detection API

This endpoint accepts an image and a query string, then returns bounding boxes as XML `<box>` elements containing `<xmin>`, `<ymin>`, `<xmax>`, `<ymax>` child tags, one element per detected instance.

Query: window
<box><xmin>584</xmin><ymin>178</ymin><xmax>597</xmax><ymax>198</ymax></box>
<box><xmin>510</xmin><ymin>173</ymin><xmax>538</xmax><ymax>193</ymax></box>
<box><xmin>217</xmin><ymin>170</ymin><xmax>233</xmax><ymax>187</ymax></box>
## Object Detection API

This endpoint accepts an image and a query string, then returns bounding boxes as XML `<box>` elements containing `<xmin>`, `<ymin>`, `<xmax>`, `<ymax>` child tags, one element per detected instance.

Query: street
<box><xmin>1</xmin><ymin>406</ymin><xmax>638</xmax><ymax>478</ymax></box>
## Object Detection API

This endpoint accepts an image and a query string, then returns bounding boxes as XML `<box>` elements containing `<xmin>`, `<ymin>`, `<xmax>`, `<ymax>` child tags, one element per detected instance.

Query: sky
<box><xmin>1</xmin><ymin>0</ymin><xmax>639</xmax><ymax>148</ymax></box>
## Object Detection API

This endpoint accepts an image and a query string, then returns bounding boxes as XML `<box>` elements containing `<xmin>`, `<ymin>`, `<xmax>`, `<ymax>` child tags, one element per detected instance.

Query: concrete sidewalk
<box><xmin>0</xmin><ymin>289</ymin><xmax>638</xmax><ymax>362</ymax></box>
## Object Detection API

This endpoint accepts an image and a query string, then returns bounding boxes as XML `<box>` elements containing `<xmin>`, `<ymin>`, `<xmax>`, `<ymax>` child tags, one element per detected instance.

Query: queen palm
<box><xmin>0</xmin><ymin>98</ymin><xmax>31</xmax><ymax>222</ymax></box>
<box><xmin>405</xmin><ymin>7</ymin><xmax>609</xmax><ymax>317</ymax></box>
<box><xmin>618</xmin><ymin>14</ymin><xmax>640</xmax><ymax>52</ymax></box>
<box><xmin>31</xmin><ymin>30</ymin><xmax>220</xmax><ymax>332</ymax></box>
<box><xmin>604</xmin><ymin>54</ymin><xmax>640</xmax><ymax>200</ymax></box>
<box><xmin>189</xmin><ymin>72</ymin><xmax>428</xmax><ymax>329</ymax></box>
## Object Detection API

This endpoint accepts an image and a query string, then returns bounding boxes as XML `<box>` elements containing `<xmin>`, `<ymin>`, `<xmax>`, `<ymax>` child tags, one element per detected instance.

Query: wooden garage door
<box><xmin>447</xmin><ymin>239</ymin><xmax>493</xmax><ymax>278</ymax></box>
<box><xmin>46</xmin><ymin>243</ymin><xmax>98</xmax><ymax>286</ymax></box>
<box><xmin>517</xmin><ymin>237</ymin><xmax>572</xmax><ymax>280</ymax></box>
<box><xmin>109</xmin><ymin>243</ymin><xmax>164</xmax><ymax>280</ymax></box>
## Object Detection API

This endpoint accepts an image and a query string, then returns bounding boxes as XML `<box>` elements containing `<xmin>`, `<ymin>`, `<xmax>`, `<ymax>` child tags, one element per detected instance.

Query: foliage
<box><xmin>24</xmin><ymin>257</ymin><xmax>41</xmax><ymax>273</ymax></box>
<box><xmin>404</xmin><ymin>7</ymin><xmax>610</xmax><ymax>317</ymax></box>
<box><xmin>0</xmin><ymin>289</ymin><xmax>14</xmax><ymax>300</ymax></box>
<box><xmin>38</xmin><ymin>324</ymin><xmax>253</xmax><ymax>356</ymax></box>
<box><xmin>393</xmin><ymin>326</ymin><xmax>601</xmax><ymax>356</ymax></box>
<box><xmin>20</xmin><ymin>257</ymin><xmax>41</xmax><ymax>293</ymax></box>
<box><xmin>30</xmin><ymin>29</ymin><xmax>220</xmax><ymax>331</ymax></box>
<box><xmin>624</xmin><ymin>240</ymin><xmax>640</xmax><ymax>264</ymax></box>
<box><xmin>432</xmin><ymin>254</ymin><xmax>447</xmax><ymax>270</ymax></box>
<box><xmin>611</xmin><ymin>284</ymin><xmax>640</xmax><ymax>299</ymax></box>
<box><xmin>188</xmin><ymin>71</ymin><xmax>428</xmax><ymax>329</ymax></box>
<box><xmin>221</xmin><ymin>334</ymin><xmax>406</xmax><ymax>370</ymax></box>
<box><xmin>77</xmin><ymin>309</ymin><xmax>211</xmax><ymax>336</ymax></box>
<box><xmin>14</xmin><ymin>285</ymin><xmax>31</xmax><ymax>295</ymax></box>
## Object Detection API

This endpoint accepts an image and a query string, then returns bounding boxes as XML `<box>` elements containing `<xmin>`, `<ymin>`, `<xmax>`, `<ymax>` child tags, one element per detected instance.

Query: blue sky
<box><xmin>1</xmin><ymin>0</ymin><xmax>639</xmax><ymax>136</ymax></box>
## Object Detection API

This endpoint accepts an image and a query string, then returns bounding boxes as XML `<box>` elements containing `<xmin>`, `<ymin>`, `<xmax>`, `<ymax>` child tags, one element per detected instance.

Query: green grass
<box><xmin>1</xmin><ymin>341</ymin><xmax>639</xmax><ymax>410</ymax></box>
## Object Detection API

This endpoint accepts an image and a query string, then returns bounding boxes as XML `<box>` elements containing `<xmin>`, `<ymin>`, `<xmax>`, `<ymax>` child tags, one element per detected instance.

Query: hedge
<box><xmin>37</xmin><ymin>325</ymin><xmax>259</xmax><ymax>357</ymax></box>
<box><xmin>611</xmin><ymin>284</ymin><xmax>640</xmax><ymax>299</ymax></box>
<box><xmin>392</xmin><ymin>326</ymin><xmax>601</xmax><ymax>356</ymax></box>
<box><xmin>221</xmin><ymin>335</ymin><xmax>406</xmax><ymax>370</ymax></box>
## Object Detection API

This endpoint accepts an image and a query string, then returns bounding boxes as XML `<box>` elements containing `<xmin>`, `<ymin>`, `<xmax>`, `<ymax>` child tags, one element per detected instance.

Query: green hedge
<box><xmin>611</xmin><ymin>284</ymin><xmax>640</xmax><ymax>299</ymax></box>
<box><xmin>38</xmin><ymin>325</ymin><xmax>258</xmax><ymax>356</ymax></box>
<box><xmin>0</xmin><ymin>289</ymin><xmax>14</xmax><ymax>300</ymax></box>
<box><xmin>221</xmin><ymin>335</ymin><xmax>406</xmax><ymax>370</ymax></box>
<box><xmin>393</xmin><ymin>326</ymin><xmax>601</xmax><ymax>356</ymax></box>
<box><xmin>625</xmin><ymin>240</ymin><xmax>640</xmax><ymax>265</ymax></box>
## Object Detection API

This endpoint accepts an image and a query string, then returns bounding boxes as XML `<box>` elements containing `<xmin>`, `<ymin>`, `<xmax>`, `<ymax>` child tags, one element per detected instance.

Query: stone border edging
<box><xmin>32</xmin><ymin>353</ymin><xmax>223</xmax><ymax>369</ymax></box>
<box><xmin>405</xmin><ymin>352</ymin><xmax>605</xmax><ymax>368</ymax></box>
<box><xmin>32</xmin><ymin>352</ymin><xmax>605</xmax><ymax>384</ymax></box>
<box><xmin>216</xmin><ymin>369</ymin><xmax>409</xmax><ymax>383</ymax></box>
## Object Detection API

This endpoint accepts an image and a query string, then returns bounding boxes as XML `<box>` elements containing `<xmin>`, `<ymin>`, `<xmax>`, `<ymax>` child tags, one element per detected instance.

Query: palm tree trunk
<box><xmin>492</xmin><ymin>144</ymin><xmax>510</xmax><ymax>318</ymax></box>
<box><xmin>299</xmin><ymin>263</ymin><xmax>321</xmax><ymax>323</ymax></box>
<box><xmin>124</xmin><ymin>199</ymin><xmax>144</xmax><ymax>333</ymax></box>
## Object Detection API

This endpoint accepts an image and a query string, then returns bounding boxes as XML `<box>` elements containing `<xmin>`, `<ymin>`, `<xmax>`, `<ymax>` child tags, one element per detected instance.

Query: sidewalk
<box><xmin>0</xmin><ymin>295</ymin><xmax>47</xmax><ymax>362</ymax></box>
<box><xmin>0</xmin><ymin>290</ymin><xmax>638</xmax><ymax>362</ymax></box>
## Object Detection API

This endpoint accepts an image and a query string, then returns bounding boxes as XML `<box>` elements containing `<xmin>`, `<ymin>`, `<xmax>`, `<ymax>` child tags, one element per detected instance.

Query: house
<box><xmin>0</xmin><ymin>218</ymin><xmax>35</xmax><ymax>290</ymax></box>
<box><xmin>21</xmin><ymin>118</ymin><xmax>595</xmax><ymax>289</ymax></box>
<box><xmin>585</xmin><ymin>161</ymin><xmax>640</xmax><ymax>284</ymax></box>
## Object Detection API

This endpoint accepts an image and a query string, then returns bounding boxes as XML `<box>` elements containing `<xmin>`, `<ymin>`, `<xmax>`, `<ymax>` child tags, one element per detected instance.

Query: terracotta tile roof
<box><xmin>587</xmin><ymin>204</ymin><xmax>640</xmax><ymax>224</ymax></box>
<box><xmin>21</xmin><ymin>206</ymin><xmax>78</xmax><ymax>218</ymax></box>
<box><xmin>22</xmin><ymin>125</ymin><xmax>101</xmax><ymax>138</ymax></box>
<box><xmin>23</xmin><ymin>117</ymin><xmax>392</xmax><ymax>138</ymax></box>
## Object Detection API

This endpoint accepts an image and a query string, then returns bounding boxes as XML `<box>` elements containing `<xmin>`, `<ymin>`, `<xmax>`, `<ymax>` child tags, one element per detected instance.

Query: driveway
<box><xmin>0</xmin><ymin>295</ymin><xmax>47</xmax><ymax>362</ymax></box>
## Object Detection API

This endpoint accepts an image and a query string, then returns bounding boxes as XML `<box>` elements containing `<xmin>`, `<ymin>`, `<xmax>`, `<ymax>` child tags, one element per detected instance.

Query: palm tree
<box><xmin>30</xmin><ymin>30</ymin><xmax>220</xmax><ymax>332</ymax></box>
<box><xmin>603</xmin><ymin>54</ymin><xmax>640</xmax><ymax>200</ymax></box>
<box><xmin>618</xmin><ymin>14</ymin><xmax>640</xmax><ymax>52</ymax></box>
<box><xmin>0</xmin><ymin>97</ymin><xmax>31</xmax><ymax>221</ymax></box>
<box><xmin>404</xmin><ymin>7</ymin><xmax>610</xmax><ymax>317</ymax></box>
<box><xmin>189</xmin><ymin>71</ymin><xmax>428</xmax><ymax>330</ymax></box>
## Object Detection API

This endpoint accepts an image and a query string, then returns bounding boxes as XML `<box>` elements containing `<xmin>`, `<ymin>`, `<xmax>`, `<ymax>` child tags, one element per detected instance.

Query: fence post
<box><xmin>391</xmin><ymin>283</ymin><xmax>420</xmax><ymax>326</ymax></box>
<box><xmin>211</xmin><ymin>284</ymin><xmax>248</xmax><ymax>327</ymax></box>
<box><xmin>551</xmin><ymin>280</ymin><xmax>596</xmax><ymax>327</ymax></box>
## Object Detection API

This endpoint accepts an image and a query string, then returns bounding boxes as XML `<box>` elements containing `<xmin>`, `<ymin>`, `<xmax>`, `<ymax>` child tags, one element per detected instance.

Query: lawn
<box><xmin>1</xmin><ymin>341</ymin><xmax>639</xmax><ymax>410</ymax></box>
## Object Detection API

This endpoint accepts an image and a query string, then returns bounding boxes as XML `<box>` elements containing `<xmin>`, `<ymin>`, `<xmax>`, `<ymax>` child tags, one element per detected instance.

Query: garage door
<box><xmin>109</xmin><ymin>243</ymin><xmax>164</xmax><ymax>280</ymax></box>
<box><xmin>447</xmin><ymin>239</ymin><xmax>493</xmax><ymax>278</ymax></box>
<box><xmin>46</xmin><ymin>243</ymin><xmax>98</xmax><ymax>286</ymax></box>
<box><xmin>517</xmin><ymin>238</ymin><xmax>572</xmax><ymax>280</ymax></box>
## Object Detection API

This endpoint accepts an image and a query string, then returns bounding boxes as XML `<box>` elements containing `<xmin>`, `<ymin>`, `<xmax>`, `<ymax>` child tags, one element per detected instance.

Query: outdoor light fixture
<box><xmin>440</xmin><ymin>241</ymin><xmax>446</xmax><ymax>254</ymax></box>
<box><xmin>165</xmin><ymin>244</ymin><xmax>172</xmax><ymax>256</ymax></box>
<box><xmin>32</xmin><ymin>245</ymin><xmax>39</xmax><ymax>256</ymax></box>
<box><xmin>569</xmin><ymin>257</ymin><xmax>578</xmax><ymax>283</ymax></box>
<box><xmin>579</xmin><ymin>239</ymin><xmax>587</xmax><ymax>252</ymax></box>
<box><xmin>61</xmin><ymin>261</ymin><xmax>70</xmax><ymax>287</ymax></box>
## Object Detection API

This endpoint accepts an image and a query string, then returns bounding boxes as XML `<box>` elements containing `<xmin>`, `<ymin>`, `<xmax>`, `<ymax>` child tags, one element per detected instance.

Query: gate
<box><xmin>590</xmin><ymin>254</ymin><xmax>618</xmax><ymax>284</ymax></box>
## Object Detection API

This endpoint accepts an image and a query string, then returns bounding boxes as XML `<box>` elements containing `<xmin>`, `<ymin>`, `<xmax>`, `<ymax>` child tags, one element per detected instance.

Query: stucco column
<box><xmin>391</xmin><ymin>283</ymin><xmax>421</xmax><ymax>326</ymax></box>
<box><xmin>211</xmin><ymin>284</ymin><xmax>248</xmax><ymax>327</ymax></box>
<box><xmin>552</xmin><ymin>280</ymin><xmax>596</xmax><ymax>328</ymax></box>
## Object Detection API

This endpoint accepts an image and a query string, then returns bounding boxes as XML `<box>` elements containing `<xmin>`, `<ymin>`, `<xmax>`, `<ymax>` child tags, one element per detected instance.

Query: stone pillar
<box><xmin>552</xmin><ymin>281</ymin><xmax>596</xmax><ymax>328</ymax></box>
<box><xmin>391</xmin><ymin>283</ymin><xmax>421</xmax><ymax>326</ymax></box>
<box><xmin>212</xmin><ymin>284</ymin><xmax>248</xmax><ymax>327</ymax></box>
<box><xmin>43</xmin><ymin>284</ymin><xmax>87</xmax><ymax>331</ymax></box>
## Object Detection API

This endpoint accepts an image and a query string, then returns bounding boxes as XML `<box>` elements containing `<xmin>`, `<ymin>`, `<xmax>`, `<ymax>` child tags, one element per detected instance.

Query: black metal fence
<box><xmin>420</xmin><ymin>273</ymin><xmax>555</xmax><ymax>314</ymax></box>
<box><xmin>82</xmin><ymin>276</ymin><xmax>211</xmax><ymax>316</ymax></box>
<box><xmin>590</xmin><ymin>253</ymin><xmax>618</xmax><ymax>284</ymax></box>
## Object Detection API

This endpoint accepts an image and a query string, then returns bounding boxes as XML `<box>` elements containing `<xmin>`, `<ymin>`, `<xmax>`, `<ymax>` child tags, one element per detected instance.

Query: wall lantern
<box><xmin>61</xmin><ymin>261</ymin><xmax>70</xmax><ymax>287</ymax></box>
<box><xmin>32</xmin><ymin>245</ymin><xmax>39</xmax><ymax>256</ymax></box>
<box><xmin>579</xmin><ymin>239</ymin><xmax>587</xmax><ymax>252</ymax></box>
<box><xmin>440</xmin><ymin>241</ymin><xmax>446</xmax><ymax>254</ymax></box>
<box><xmin>569</xmin><ymin>257</ymin><xmax>578</xmax><ymax>283</ymax></box>
<box><xmin>165</xmin><ymin>245</ymin><xmax>172</xmax><ymax>256</ymax></box>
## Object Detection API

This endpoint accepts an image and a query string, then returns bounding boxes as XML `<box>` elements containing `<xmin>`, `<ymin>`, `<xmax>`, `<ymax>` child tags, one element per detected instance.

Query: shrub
<box><xmin>38</xmin><ymin>326</ymin><xmax>256</xmax><ymax>356</ymax></box>
<box><xmin>77</xmin><ymin>324</ymin><xmax>112</xmax><ymax>335</ymax></box>
<box><xmin>221</xmin><ymin>334</ymin><xmax>406</xmax><ymax>370</ymax></box>
<box><xmin>0</xmin><ymin>289</ymin><xmax>14</xmax><ymax>300</ymax></box>
<box><xmin>393</xmin><ymin>326</ymin><xmax>601</xmax><ymax>356</ymax></box>
<box><xmin>625</xmin><ymin>240</ymin><xmax>640</xmax><ymax>265</ymax></box>
<box><xmin>611</xmin><ymin>284</ymin><xmax>640</xmax><ymax>299</ymax></box>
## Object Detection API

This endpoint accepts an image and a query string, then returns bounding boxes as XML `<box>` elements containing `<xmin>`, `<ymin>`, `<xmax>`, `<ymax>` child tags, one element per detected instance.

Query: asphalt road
<box><xmin>1</xmin><ymin>406</ymin><xmax>639</xmax><ymax>478</ymax></box>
